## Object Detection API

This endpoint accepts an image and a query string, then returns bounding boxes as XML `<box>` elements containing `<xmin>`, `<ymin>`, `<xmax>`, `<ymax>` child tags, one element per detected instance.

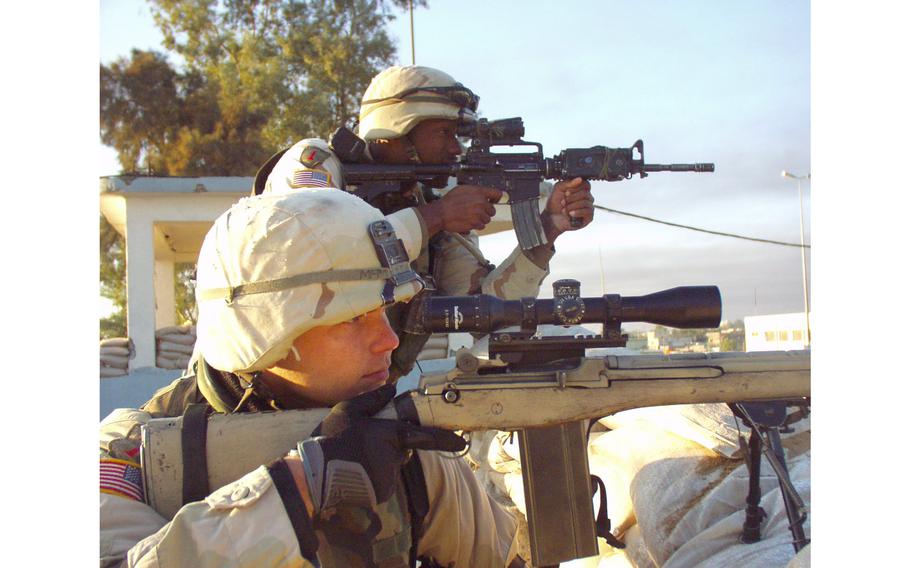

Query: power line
<box><xmin>594</xmin><ymin>204</ymin><xmax>810</xmax><ymax>249</ymax></box>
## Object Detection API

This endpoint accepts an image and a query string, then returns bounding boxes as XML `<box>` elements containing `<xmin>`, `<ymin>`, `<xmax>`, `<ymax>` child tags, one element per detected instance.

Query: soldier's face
<box><xmin>409</xmin><ymin>118</ymin><xmax>462</xmax><ymax>164</ymax></box>
<box><xmin>263</xmin><ymin>307</ymin><xmax>400</xmax><ymax>406</ymax></box>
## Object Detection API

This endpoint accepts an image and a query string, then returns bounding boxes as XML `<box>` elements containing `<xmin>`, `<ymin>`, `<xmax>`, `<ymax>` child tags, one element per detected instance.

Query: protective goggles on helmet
<box><xmin>362</xmin><ymin>83</ymin><xmax>480</xmax><ymax>113</ymax></box>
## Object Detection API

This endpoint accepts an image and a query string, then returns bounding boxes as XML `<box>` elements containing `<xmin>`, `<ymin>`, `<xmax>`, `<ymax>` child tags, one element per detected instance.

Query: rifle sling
<box><xmin>591</xmin><ymin>475</ymin><xmax>625</xmax><ymax>549</ymax></box>
<box><xmin>181</xmin><ymin>403</ymin><xmax>211</xmax><ymax>504</ymax></box>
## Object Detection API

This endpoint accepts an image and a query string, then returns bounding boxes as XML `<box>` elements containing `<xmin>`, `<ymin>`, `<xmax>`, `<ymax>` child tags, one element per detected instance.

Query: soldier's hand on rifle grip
<box><xmin>417</xmin><ymin>185</ymin><xmax>502</xmax><ymax>237</ymax></box>
<box><xmin>544</xmin><ymin>178</ymin><xmax>594</xmax><ymax>240</ymax></box>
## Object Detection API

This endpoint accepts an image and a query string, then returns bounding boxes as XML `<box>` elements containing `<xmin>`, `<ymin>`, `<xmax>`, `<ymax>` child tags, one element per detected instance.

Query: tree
<box><xmin>100</xmin><ymin>0</ymin><xmax>424</xmax><ymax>338</ymax></box>
<box><xmin>100</xmin><ymin>215</ymin><xmax>127</xmax><ymax>339</ymax></box>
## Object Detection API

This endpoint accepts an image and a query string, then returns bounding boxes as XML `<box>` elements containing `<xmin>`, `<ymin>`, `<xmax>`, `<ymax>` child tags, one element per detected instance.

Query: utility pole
<box><xmin>409</xmin><ymin>0</ymin><xmax>415</xmax><ymax>64</ymax></box>
<box><xmin>781</xmin><ymin>171</ymin><xmax>811</xmax><ymax>347</ymax></box>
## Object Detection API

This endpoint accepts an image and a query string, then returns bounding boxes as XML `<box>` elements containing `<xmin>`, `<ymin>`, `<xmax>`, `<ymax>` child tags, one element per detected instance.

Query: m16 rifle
<box><xmin>141</xmin><ymin>282</ymin><xmax>810</xmax><ymax>566</ymax></box>
<box><xmin>330</xmin><ymin>117</ymin><xmax>715</xmax><ymax>250</ymax></box>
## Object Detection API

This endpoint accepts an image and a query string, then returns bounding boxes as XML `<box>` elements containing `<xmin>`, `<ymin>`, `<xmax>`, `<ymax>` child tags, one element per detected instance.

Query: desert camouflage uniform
<box><xmin>100</xmin><ymin>363</ymin><xmax>521</xmax><ymax>568</ymax></box>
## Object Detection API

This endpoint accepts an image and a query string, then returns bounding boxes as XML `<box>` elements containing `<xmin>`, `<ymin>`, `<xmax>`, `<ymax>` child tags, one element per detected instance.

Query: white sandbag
<box><xmin>599</xmin><ymin>403</ymin><xmax>743</xmax><ymax>458</ymax></box>
<box><xmin>100</xmin><ymin>366</ymin><xmax>127</xmax><ymax>378</ymax></box>
<box><xmin>100</xmin><ymin>346</ymin><xmax>131</xmax><ymax>357</ymax></box>
<box><xmin>157</xmin><ymin>333</ymin><xmax>196</xmax><ymax>346</ymax></box>
<box><xmin>589</xmin><ymin>422</ymin><xmax>718</xmax><ymax>546</ymax></box>
<box><xmin>157</xmin><ymin>340</ymin><xmax>195</xmax><ymax>355</ymax></box>
<box><xmin>416</xmin><ymin>348</ymin><xmax>448</xmax><ymax>361</ymax></box>
<box><xmin>661</xmin><ymin>455</ymin><xmax>810</xmax><ymax>568</ymax></box>
<box><xmin>100</xmin><ymin>354</ymin><xmax>130</xmax><ymax>368</ymax></box>
<box><xmin>100</xmin><ymin>337</ymin><xmax>131</xmax><ymax>348</ymax></box>
<box><xmin>785</xmin><ymin>543</ymin><xmax>809</xmax><ymax>568</ymax></box>
<box><xmin>612</xmin><ymin>524</ymin><xmax>658</xmax><ymax>568</ymax></box>
<box><xmin>155</xmin><ymin>324</ymin><xmax>194</xmax><ymax>336</ymax></box>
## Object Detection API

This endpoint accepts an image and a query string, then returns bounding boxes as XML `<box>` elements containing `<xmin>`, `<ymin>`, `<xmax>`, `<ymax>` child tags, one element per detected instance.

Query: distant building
<box><xmin>744</xmin><ymin>312</ymin><xmax>810</xmax><ymax>351</ymax></box>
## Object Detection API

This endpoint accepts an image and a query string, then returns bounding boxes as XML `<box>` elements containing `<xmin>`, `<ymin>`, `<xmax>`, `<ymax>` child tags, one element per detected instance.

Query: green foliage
<box><xmin>100</xmin><ymin>0</ymin><xmax>417</xmax><ymax>334</ymax></box>
<box><xmin>100</xmin><ymin>215</ymin><xmax>127</xmax><ymax>339</ymax></box>
<box><xmin>175</xmin><ymin>263</ymin><xmax>198</xmax><ymax>325</ymax></box>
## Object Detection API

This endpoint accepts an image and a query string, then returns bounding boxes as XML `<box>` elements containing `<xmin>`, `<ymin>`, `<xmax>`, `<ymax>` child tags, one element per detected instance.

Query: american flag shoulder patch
<box><xmin>100</xmin><ymin>458</ymin><xmax>145</xmax><ymax>502</ymax></box>
<box><xmin>290</xmin><ymin>168</ymin><xmax>332</xmax><ymax>188</ymax></box>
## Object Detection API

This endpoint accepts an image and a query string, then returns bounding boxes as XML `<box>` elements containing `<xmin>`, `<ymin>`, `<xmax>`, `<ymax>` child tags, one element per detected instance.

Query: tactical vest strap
<box><xmin>181</xmin><ymin>403</ymin><xmax>211</xmax><ymax>504</ymax></box>
<box><xmin>267</xmin><ymin>459</ymin><xmax>321</xmax><ymax>564</ymax></box>
<box><xmin>402</xmin><ymin>454</ymin><xmax>430</xmax><ymax>567</ymax></box>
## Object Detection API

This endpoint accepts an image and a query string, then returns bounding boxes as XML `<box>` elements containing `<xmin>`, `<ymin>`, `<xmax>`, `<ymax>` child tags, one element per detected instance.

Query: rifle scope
<box><xmin>420</xmin><ymin>283</ymin><xmax>721</xmax><ymax>333</ymax></box>
<box><xmin>457</xmin><ymin>117</ymin><xmax>526</xmax><ymax>142</ymax></box>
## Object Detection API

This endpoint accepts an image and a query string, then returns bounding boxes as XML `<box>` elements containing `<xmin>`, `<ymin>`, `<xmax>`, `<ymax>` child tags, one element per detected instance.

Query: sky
<box><xmin>100</xmin><ymin>0</ymin><xmax>811</xmax><ymax>326</ymax></box>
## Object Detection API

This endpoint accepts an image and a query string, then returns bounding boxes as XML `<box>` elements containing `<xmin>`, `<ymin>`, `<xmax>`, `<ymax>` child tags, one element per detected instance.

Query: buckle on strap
<box><xmin>369</xmin><ymin>220</ymin><xmax>424</xmax><ymax>304</ymax></box>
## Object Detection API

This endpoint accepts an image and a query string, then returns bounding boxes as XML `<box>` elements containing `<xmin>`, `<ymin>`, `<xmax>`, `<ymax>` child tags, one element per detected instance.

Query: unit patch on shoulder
<box><xmin>299</xmin><ymin>145</ymin><xmax>332</xmax><ymax>168</ymax></box>
<box><xmin>290</xmin><ymin>168</ymin><xmax>332</xmax><ymax>189</ymax></box>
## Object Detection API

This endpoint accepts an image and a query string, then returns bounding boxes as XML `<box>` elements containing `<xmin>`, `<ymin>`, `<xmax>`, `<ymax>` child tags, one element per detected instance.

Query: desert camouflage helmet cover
<box><xmin>260</xmin><ymin>138</ymin><xmax>346</xmax><ymax>194</ymax></box>
<box><xmin>357</xmin><ymin>65</ymin><xmax>479</xmax><ymax>141</ymax></box>
<box><xmin>194</xmin><ymin>189</ymin><xmax>424</xmax><ymax>373</ymax></box>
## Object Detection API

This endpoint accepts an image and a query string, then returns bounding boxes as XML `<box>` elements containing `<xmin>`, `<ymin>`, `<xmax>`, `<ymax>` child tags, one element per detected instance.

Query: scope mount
<box><xmin>489</xmin><ymin>280</ymin><xmax>629</xmax><ymax>366</ymax></box>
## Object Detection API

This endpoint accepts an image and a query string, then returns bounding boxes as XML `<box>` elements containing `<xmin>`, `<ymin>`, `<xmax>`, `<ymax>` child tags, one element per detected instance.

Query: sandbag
<box><xmin>100</xmin><ymin>337</ymin><xmax>131</xmax><ymax>348</ymax></box>
<box><xmin>100</xmin><ymin>354</ymin><xmax>130</xmax><ymax>368</ymax></box>
<box><xmin>157</xmin><ymin>341</ymin><xmax>194</xmax><ymax>355</ymax></box>
<box><xmin>661</xmin><ymin>455</ymin><xmax>810</xmax><ymax>568</ymax></box>
<box><xmin>157</xmin><ymin>333</ymin><xmax>196</xmax><ymax>346</ymax></box>
<box><xmin>416</xmin><ymin>348</ymin><xmax>448</xmax><ymax>361</ymax></box>
<box><xmin>100</xmin><ymin>346</ymin><xmax>131</xmax><ymax>357</ymax></box>
<box><xmin>616</xmin><ymin>524</ymin><xmax>658</xmax><ymax>568</ymax></box>
<box><xmin>155</xmin><ymin>324</ymin><xmax>195</xmax><ymax>336</ymax></box>
<box><xmin>599</xmin><ymin>403</ymin><xmax>743</xmax><ymax>458</ymax></box>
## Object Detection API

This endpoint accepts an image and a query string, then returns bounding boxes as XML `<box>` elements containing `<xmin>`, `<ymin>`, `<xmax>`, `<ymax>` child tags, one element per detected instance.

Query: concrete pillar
<box><xmin>155</xmin><ymin>259</ymin><xmax>176</xmax><ymax>330</ymax></box>
<box><xmin>125</xmin><ymin>208</ymin><xmax>156</xmax><ymax>369</ymax></box>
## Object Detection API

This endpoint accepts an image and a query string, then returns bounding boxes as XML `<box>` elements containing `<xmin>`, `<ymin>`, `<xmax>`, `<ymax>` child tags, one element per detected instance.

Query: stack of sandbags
<box><xmin>593</xmin><ymin>404</ymin><xmax>810</xmax><ymax>568</ymax></box>
<box><xmin>477</xmin><ymin>403</ymin><xmax>810</xmax><ymax>568</ymax></box>
<box><xmin>416</xmin><ymin>333</ymin><xmax>450</xmax><ymax>361</ymax></box>
<box><xmin>100</xmin><ymin>337</ymin><xmax>134</xmax><ymax>378</ymax></box>
<box><xmin>155</xmin><ymin>325</ymin><xmax>196</xmax><ymax>370</ymax></box>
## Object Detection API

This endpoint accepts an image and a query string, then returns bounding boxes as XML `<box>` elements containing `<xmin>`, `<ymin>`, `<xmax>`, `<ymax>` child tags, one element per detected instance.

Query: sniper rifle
<box><xmin>141</xmin><ymin>282</ymin><xmax>810</xmax><ymax>566</ymax></box>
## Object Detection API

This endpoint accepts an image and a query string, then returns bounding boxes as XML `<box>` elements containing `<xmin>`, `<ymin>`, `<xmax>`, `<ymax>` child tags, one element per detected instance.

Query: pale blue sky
<box><xmin>100</xmin><ymin>0</ymin><xmax>811</xmax><ymax>323</ymax></box>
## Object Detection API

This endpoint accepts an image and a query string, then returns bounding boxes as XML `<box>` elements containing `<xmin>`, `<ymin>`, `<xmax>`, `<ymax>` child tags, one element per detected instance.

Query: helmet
<box><xmin>357</xmin><ymin>65</ymin><xmax>479</xmax><ymax>141</ymax></box>
<box><xmin>255</xmin><ymin>138</ymin><xmax>346</xmax><ymax>196</ymax></box>
<box><xmin>194</xmin><ymin>189</ymin><xmax>425</xmax><ymax>373</ymax></box>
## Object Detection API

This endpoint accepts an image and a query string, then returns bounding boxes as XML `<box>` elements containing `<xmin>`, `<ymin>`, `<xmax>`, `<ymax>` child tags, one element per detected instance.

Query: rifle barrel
<box><xmin>643</xmin><ymin>163</ymin><xmax>715</xmax><ymax>172</ymax></box>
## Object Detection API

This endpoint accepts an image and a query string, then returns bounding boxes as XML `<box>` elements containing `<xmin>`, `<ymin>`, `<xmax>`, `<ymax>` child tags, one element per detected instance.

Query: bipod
<box><xmin>729</xmin><ymin>400</ymin><xmax>810</xmax><ymax>554</ymax></box>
